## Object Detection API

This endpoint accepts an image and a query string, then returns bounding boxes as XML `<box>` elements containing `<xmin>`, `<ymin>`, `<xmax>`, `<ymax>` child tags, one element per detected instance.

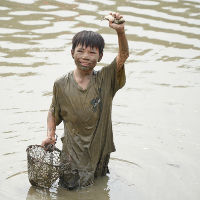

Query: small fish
<box><xmin>101</xmin><ymin>14</ymin><xmax>125</xmax><ymax>24</ymax></box>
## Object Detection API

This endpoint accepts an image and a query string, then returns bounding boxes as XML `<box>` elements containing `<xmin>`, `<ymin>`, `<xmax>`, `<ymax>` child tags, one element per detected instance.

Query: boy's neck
<box><xmin>73</xmin><ymin>69</ymin><xmax>93</xmax><ymax>90</ymax></box>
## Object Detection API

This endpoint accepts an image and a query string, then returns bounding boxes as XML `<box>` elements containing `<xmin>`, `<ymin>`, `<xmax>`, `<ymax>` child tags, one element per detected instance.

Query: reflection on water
<box><xmin>1</xmin><ymin>0</ymin><xmax>200</xmax><ymax>199</ymax></box>
<box><xmin>27</xmin><ymin>186</ymin><xmax>52</xmax><ymax>200</ymax></box>
<box><xmin>26</xmin><ymin>176</ymin><xmax>110</xmax><ymax>200</ymax></box>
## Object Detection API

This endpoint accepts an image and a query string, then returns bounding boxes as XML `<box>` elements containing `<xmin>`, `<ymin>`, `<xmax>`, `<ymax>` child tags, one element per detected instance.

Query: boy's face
<box><xmin>71</xmin><ymin>44</ymin><xmax>103</xmax><ymax>73</ymax></box>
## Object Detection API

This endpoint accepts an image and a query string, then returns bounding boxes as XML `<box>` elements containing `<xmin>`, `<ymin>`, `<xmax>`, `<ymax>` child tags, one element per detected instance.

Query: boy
<box><xmin>41</xmin><ymin>12</ymin><xmax>129</xmax><ymax>189</ymax></box>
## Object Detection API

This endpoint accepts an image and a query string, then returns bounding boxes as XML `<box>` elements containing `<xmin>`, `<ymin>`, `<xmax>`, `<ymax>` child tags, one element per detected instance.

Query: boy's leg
<box><xmin>59</xmin><ymin>169</ymin><xmax>80</xmax><ymax>190</ymax></box>
<box><xmin>94</xmin><ymin>154</ymin><xmax>110</xmax><ymax>178</ymax></box>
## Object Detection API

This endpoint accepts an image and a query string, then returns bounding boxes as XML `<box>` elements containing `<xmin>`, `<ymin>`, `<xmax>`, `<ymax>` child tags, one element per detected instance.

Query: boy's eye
<box><xmin>90</xmin><ymin>51</ymin><xmax>95</xmax><ymax>54</ymax></box>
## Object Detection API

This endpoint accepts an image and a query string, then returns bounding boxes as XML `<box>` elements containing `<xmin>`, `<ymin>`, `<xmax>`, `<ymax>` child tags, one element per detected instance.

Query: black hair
<box><xmin>72</xmin><ymin>30</ymin><xmax>105</xmax><ymax>54</ymax></box>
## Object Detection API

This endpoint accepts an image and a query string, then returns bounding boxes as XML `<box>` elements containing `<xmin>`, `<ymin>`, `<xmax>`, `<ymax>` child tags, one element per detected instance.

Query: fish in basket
<box><xmin>26</xmin><ymin>144</ymin><xmax>71</xmax><ymax>188</ymax></box>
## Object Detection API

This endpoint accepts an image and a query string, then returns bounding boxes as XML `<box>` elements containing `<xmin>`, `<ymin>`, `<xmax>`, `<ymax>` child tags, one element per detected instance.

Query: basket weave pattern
<box><xmin>26</xmin><ymin>145</ymin><xmax>70</xmax><ymax>188</ymax></box>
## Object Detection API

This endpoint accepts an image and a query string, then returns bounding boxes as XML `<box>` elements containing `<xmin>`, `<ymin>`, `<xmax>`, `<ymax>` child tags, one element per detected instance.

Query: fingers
<box><xmin>41</xmin><ymin>140</ymin><xmax>55</xmax><ymax>151</ymax></box>
<box><xmin>44</xmin><ymin>144</ymin><xmax>55</xmax><ymax>152</ymax></box>
<box><xmin>41</xmin><ymin>137</ymin><xmax>56</xmax><ymax>148</ymax></box>
<box><xmin>109</xmin><ymin>19</ymin><xmax>114</xmax><ymax>26</ymax></box>
<box><xmin>109</xmin><ymin>12</ymin><xmax>123</xmax><ymax>20</ymax></box>
<box><xmin>41</xmin><ymin>140</ymin><xmax>45</xmax><ymax>148</ymax></box>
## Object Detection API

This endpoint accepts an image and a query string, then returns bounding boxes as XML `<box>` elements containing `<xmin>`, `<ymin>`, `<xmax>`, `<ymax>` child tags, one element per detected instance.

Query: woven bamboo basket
<box><xmin>26</xmin><ymin>144</ymin><xmax>71</xmax><ymax>188</ymax></box>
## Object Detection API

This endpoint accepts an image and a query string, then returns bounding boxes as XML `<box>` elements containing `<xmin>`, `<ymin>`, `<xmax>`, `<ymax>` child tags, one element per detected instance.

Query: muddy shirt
<box><xmin>50</xmin><ymin>58</ymin><xmax>126</xmax><ymax>171</ymax></box>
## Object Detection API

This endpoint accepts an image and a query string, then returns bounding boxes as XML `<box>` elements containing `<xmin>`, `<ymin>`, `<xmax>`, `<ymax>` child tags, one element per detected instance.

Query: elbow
<box><xmin>126</xmin><ymin>47</ymin><xmax>129</xmax><ymax>59</ymax></box>
<box><xmin>125</xmin><ymin>52</ymin><xmax>129</xmax><ymax>60</ymax></box>
<box><xmin>123</xmin><ymin>47</ymin><xmax>129</xmax><ymax>61</ymax></box>
<box><xmin>123</xmin><ymin>51</ymin><xmax>129</xmax><ymax>61</ymax></box>
<box><xmin>117</xmin><ymin>50</ymin><xmax>129</xmax><ymax>64</ymax></box>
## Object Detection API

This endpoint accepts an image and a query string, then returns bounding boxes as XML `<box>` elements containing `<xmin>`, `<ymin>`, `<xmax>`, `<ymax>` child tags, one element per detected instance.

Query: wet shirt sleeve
<box><xmin>49</xmin><ymin>83</ymin><xmax>63</xmax><ymax>126</ymax></box>
<box><xmin>101</xmin><ymin>57</ymin><xmax>126</xmax><ymax>97</ymax></box>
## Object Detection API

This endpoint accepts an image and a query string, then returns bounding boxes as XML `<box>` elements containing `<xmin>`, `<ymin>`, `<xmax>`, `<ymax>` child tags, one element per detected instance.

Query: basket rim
<box><xmin>26</xmin><ymin>144</ymin><xmax>71</xmax><ymax>167</ymax></box>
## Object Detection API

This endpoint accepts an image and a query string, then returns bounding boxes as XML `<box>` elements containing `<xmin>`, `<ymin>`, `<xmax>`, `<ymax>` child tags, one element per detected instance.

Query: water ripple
<box><xmin>118</xmin><ymin>6</ymin><xmax>200</xmax><ymax>25</ymax></box>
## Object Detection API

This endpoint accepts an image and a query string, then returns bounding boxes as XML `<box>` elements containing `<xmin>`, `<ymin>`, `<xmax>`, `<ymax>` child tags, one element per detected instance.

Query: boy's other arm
<box><xmin>41</xmin><ymin>111</ymin><xmax>56</xmax><ymax>147</ymax></box>
<box><xmin>109</xmin><ymin>12</ymin><xmax>129</xmax><ymax>72</ymax></box>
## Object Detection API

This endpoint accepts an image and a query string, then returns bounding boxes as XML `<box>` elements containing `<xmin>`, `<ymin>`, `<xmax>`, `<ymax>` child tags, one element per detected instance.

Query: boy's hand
<box><xmin>109</xmin><ymin>12</ymin><xmax>125</xmax><ymax>33</ymax></box>
<box><xmin>41</xmin><ymin>136</ymin><xmax>56</xmax><ymax>149</ymax></box>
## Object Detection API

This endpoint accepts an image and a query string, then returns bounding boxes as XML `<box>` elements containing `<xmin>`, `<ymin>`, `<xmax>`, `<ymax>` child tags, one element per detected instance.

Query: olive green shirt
<box><xmin>50</xmin><ymin>58</ymin><xmax>126</xmax><ymax>171</ymax></box>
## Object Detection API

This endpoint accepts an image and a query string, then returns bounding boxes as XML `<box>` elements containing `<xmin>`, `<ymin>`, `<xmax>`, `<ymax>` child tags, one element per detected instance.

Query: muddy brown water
<box><xmin>0</xmin><ymin>0</ymin><xmax>200</xmax><ymax>199</ymax></box>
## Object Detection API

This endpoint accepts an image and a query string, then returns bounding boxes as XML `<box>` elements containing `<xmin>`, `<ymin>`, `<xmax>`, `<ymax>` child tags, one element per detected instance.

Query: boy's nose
<box><xmin>82</xmin><ymin>53</ymin><xmax>89</xmax><ymax>59</ymax></box>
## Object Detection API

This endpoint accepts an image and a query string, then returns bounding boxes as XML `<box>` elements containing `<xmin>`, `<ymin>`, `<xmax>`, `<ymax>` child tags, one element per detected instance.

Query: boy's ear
<box><xmin>98</xmin><ymin>52</ymin><xmax>103</xmax><ymax>62</ymax></box>
<box><xmin>71</xmin><ymin>49</ymin><xmax>74</xmax><ymax>59</ymax></box>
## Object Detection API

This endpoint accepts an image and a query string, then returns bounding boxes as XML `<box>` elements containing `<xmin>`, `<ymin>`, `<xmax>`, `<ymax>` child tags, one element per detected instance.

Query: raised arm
<box><xmin>109</xmin><ymin>12</ymin><xmax>129</xmax><ymax>71</ymax></box>
<box><xmin>41</xmin><ymin>110</ymin><xmax>56</xmax><ymax>147</ymax></box>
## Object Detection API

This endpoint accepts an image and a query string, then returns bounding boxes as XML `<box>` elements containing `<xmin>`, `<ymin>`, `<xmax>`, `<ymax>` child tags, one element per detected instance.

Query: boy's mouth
<box><xmin>80</xmin><ymin>62</ymin><xmax>90</xmax><ymax>66</ymax></box>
